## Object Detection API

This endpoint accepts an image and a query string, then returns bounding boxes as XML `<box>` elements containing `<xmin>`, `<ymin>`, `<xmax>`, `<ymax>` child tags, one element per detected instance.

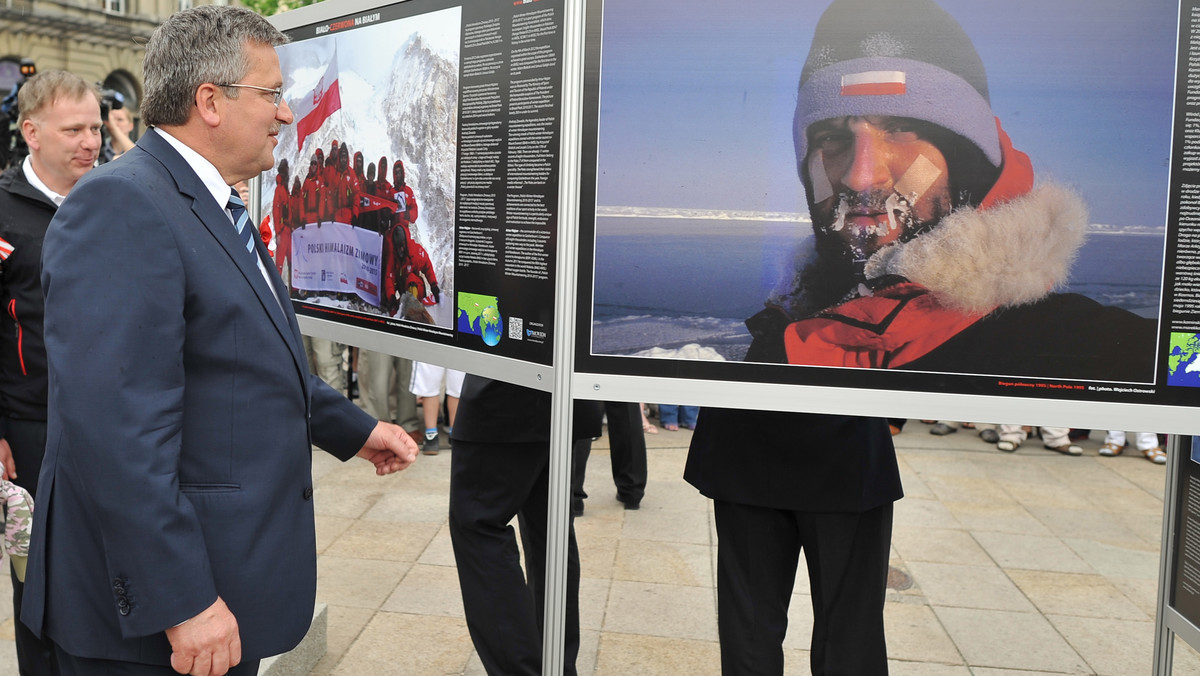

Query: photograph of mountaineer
<box><xmin>767</xmin><ymin>0</ymin><xmax>1154</xmax><ymax>379</ymax></box>
<box><xmin>589</xmin><ymin>0</ymin><xmax>1169</xmax><ymax>384</ymax></box>
<box><xmin>263</xmin><ymin>7</ymin><xmax>460</xmax><ymax>329</ymax></box>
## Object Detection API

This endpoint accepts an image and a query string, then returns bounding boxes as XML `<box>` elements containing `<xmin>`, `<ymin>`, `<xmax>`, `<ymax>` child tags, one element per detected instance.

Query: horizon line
<box><xmin>593</xmin><ymin>206</ymin><xmax>1166</xmax><ymax>233</ymax></box>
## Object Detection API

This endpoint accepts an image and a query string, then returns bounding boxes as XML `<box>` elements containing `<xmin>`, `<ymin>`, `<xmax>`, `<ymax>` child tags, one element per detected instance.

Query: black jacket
<box><xmin>451</xmin><ymin>375</ymin><xmax>603</xmax><ymax>443</ymax></box>
<box><xmin>685</xmin><ymin>311</ymin><xmax>903</xmax><ymax>513</ymax></box>
<box><xmin>905</xmin><ymin>293</ymin><xmax>1156</xmax><ymax>381</ymax></box>
<box><xmin>0</xmin><ymin>166</ymin><xmax>54</xmax><ymax>427</ymax></box>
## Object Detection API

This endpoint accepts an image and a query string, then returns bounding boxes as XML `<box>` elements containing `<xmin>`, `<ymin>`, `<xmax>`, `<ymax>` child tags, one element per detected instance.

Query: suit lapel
<box><xmin>137</xmin><ymin>133</ymin><xmax>310</xmax><ymax>394</ymax></box>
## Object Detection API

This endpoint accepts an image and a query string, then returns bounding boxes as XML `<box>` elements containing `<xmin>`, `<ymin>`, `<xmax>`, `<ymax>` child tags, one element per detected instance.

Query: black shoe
<box><xmin>421</xmin><ymin>432</ymin><xmax>439</xmax><ymax>455</ymax></box>
<box><xmin>930</xmin><ymin>423</ymin><xmax>957</xmax><ymax>436</ymax></box>
<box><xmin>617</xmin><ymin>494</ymin><xmax>641</xmax><ymax>510</ymax></box>
<box><xmin>979</xmin><ymin>428</ymin><xmax>1000</xmax><ymax>444</ymax></box>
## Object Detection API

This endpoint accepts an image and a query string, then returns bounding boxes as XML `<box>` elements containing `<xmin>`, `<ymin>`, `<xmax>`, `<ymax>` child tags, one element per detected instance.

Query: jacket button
<box><xmin>302</xmin><ymin>486</ymin><xmax>313</xmax><ymax>500</ymax></box>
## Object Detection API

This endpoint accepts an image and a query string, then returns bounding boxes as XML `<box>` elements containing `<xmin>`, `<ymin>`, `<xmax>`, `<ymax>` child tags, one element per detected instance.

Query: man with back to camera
<box><xmin>684</xmin><ymin>0</ymin><xmax>1135</xmax><ymax>672</ymax></box>
<box><xmin>758</xmin><ymin>0</ymin><xmax>1153</xmax><ymax>380</ymax></box>
<box><xmin>696</xmin><ymin>0</ymin><xmax>1164</xmax><ymax>671</ymax></box>
<box><xmin>448</xmin><ymin>375</ymin><xmax>603</xmax><ymax>676</ymax></box>
<box><xmin>20</xmin><ymin>6</ymin><xmax>419</xmax><ymax>676</ymax></box>
<box><xmin>0</xmin><ymin>68</ymin><xmax>102</xmax><ymax>676</ymax></box>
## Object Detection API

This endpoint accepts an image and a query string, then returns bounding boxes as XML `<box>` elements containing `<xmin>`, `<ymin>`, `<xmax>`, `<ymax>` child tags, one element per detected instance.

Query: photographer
<box><xmin>96</xmin><ymin>88</ymin><xmax>131</xmax><ymax>163</ymax></box>
<box><xmin>0</xmin><ymin>60</ymin><xmax>37</xmax><ymax>170</ymax></box>
<box><xmin>104</xmin><ymin>105</ymin><xmax>134</xmax><ymax>158</ymax></box>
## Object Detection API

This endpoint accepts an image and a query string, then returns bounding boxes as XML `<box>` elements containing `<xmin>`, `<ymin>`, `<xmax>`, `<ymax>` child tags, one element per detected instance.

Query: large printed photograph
<box><xmin>586</xmin><ymin>0</ymin><xmax>1173</xmax><ymax>385</ymax></box>
<box><xmin>263</xmin><ymin>6</ymin><xmax>461</xmax><ymax>331</ymax></box>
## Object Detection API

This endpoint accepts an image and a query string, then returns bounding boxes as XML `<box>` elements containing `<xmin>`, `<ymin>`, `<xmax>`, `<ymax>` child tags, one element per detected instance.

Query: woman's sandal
<box><xmin>1143</xmin><ymin>447</ymin><xmax>1167</xmax><ymax>465</ymax></box>
<box><xmin>1098</xmin><ymin>442</ymin><xmax>1124</xmax><ymax>457</ymax></box>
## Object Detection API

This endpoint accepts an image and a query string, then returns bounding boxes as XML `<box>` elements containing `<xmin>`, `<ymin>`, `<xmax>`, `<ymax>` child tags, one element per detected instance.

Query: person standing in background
<box><xmin>449</xmin><ymin>376</ymin><xmax>602</xmax><ymax>675</ymax></box>
<box><xmin>0</xmin><ymin>67</ymin><xmax>104</xmax><ymax>676</ymax></box>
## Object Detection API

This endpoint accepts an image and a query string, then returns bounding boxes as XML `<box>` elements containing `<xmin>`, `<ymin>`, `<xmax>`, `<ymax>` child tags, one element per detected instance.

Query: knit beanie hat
<box><xmin>793</xmin><ymin>0</ymin><xmax>1001</xmax><ymax>176</ymax></box>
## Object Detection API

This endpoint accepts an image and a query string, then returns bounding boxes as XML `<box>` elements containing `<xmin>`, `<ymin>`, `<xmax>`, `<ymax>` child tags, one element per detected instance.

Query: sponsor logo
<box><xmin>524</xmin><ymin>320</ymin><xmax>547</xmax><ymax>343</ymax></box>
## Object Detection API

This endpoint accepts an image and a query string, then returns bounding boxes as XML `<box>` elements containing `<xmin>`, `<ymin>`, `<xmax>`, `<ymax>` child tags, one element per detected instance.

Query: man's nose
<box><xmin>277</xmin><ymin>97</ymin><xmax>295</xmax><ymax>125</ymax></box>
<box><xmin>840</xmin><ymin>127</ymin><xmax>892</xmax><ymax>193</ymax></box>
<box><xmin>82</xmin><ymin>129</ymin><xmax>101</xmax><ymax>151</ymax></box>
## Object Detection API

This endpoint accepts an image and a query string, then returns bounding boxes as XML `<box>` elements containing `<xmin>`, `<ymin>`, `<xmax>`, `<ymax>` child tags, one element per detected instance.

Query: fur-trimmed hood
<box><xmin>767</xmin><ymin>182</ymin><xmax>1088</xmax><ymax>318</ymax></box>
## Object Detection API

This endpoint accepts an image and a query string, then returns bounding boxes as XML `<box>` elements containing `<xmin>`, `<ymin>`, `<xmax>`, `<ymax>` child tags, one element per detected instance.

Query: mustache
<box><xmin>832</xmin><ymin>189</ymin><xmax>910</xmax><ymax>213</ymax></box>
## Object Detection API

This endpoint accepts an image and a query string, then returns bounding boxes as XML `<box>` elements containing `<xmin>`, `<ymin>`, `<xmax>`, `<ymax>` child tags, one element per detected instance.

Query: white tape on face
<box><xmin>894</xmin><ymin>153</ymin><xmax>941</xmax><ymax>204</ymax></box>
<box><xmin>808</xmin><ymin>150</ymin><xmax>834</xmax><ymax>204</ymax></box>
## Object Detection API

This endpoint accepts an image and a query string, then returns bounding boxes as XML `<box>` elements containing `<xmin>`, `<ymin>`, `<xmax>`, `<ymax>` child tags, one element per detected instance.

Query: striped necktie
<box><xmin>226</xmin><ymin>189</ymin><xmax>257</xmax><ymax>264</ymax></box>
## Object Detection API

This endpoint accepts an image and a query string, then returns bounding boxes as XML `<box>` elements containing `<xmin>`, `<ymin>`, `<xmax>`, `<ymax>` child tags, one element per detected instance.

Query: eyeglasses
<box><xmin>215</xmin><ymin>83</ymin><xmax>283</xmax><ymax>107</ymax></box>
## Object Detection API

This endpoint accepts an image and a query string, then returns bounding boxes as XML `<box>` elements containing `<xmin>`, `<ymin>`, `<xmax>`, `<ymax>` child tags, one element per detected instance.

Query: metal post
<box><xmin>1154</xmin><ymin>434</ymin><xmax>1184</xmax><ymax>675</ymax></box>
<box><xmin>542</xmin><ymin>0</ymin><xmax>587</xmax><ymax>672</ymax></box>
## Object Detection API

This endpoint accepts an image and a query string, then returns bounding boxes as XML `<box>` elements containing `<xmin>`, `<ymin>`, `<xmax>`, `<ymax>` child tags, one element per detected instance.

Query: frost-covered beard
<box><xmin>821</xmin><ymin>189</ymin><xmax>931</xmax><ymax>258</ymax></box>
<box><xmin>810</xmin><ymin>186</ymin><xmax>947</xmax><ymax>283</ymax></box>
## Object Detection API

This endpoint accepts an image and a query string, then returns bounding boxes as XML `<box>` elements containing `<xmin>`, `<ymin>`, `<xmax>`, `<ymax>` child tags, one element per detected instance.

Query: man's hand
<box><xmin>164</xmin><ymin>597</ymin><xmax>241</xmax><ymax>676</ymax></box>
<box><xmin>0</xmin><ymin>438</ymin><xmax>15</xmax><ymax>481</ymax></box>
<box><xmin>355</xmin><ymin>421</ymin><xmax>419</xmax><ymax>475</ymax></box>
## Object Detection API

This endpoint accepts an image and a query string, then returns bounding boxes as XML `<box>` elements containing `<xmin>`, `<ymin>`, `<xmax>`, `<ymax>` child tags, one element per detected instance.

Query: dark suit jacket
<box><xmin>451</xmin><ymin>375</ymin><xmax>603</xmax><ymax>443</ymax></box>
<box><xmin>21</xmin><ymin>130</ymin><xmax>377</xmax><ymax>664</ymax></box>
<box><xmin>685</xmin><ymin>311</ymin><xmax>903</xmax><ymax>513</ymax></box>
<box><xmin>685</xmin><ymin>408</ymin><xmax>902</xmax><ymax>513</ymax></box>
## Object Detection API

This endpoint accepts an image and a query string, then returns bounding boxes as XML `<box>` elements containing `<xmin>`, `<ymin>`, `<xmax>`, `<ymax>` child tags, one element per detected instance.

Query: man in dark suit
<box><xmin>0</xmin><ymin>68</ymin><xmax>104</xmax><ymax>676</ymax></box>
<box><xmin>686</xmin><ymin>410</ymin><xmax>901</xmax><ymax>675</ymax></box>
<box><xmin>449</xmin><ymin>376</ymin><xmax>603</xmax><ymax>676</ymax></box>
<box><xmin>20</xmin><ymin>7</ymin><xmax>418</xmax><ymax>676</ymax></box>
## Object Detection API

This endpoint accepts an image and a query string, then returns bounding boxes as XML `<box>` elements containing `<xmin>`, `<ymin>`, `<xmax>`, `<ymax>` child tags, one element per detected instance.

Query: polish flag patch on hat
<box><xmin>841</xmin><ymin>71</ymin><xmax>906</xmax><ymax>96</ymax></box>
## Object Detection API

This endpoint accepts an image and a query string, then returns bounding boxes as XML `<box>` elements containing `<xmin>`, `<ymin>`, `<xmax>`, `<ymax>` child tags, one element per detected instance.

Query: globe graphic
<box><xmin>480</xmin><ymin>306</ymin><xmax>502</xmax><ymax>346</ymax></box>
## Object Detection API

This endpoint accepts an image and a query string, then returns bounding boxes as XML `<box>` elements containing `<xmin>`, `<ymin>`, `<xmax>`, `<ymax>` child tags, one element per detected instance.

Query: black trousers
<box><xmin>448</xmin><ymin>439</ymin><xmax>580</xmax><ymax>676</ymax></box>
<box><xmin>713</xmin><ymin>500</ymin><xmax>893</xmax><ymax>676</ymax></box>
<box><xmin>600</xmin><ymin>402</ymin><xmax>647</xmax><ymax>504</ymax></box>
<box><xmin>570</xmin><ymin>438</ymin><xmax>591</xmax><ymax>507</ymax></box>
<box><xmin>55</xmin><ymin>646</ymin><xmax>258</xmax><ymax>676</ymax></box>
<box><xmin>7</xmin><ymin>418</ymin><xmax>58</xmax><ymax>676</ymax></box>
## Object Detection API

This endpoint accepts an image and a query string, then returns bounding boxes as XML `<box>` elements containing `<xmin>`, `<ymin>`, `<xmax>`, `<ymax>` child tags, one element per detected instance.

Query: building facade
<box><xmin>0</xmin><ymin>0</ymin><xmax>231</xmax><ymax>133</ymax></box>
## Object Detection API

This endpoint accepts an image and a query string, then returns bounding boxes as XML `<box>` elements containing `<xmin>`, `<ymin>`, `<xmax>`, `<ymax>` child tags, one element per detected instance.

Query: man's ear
<box><xmin>194</xmin><ymin>83</ymin><xmax>223</xmax><ymax>128</ymax></box>
<box><xmin>20</xmin><ymin>118</ymin><xmax>39</xmax><ymax>151</ymax></box>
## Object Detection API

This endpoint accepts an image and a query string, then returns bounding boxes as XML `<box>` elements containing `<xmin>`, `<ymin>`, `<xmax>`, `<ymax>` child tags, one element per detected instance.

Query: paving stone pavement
<box><xmin>3</xmin><ymin>420</ymin><xmax>1200</xmax><ymax>674</ymax></box>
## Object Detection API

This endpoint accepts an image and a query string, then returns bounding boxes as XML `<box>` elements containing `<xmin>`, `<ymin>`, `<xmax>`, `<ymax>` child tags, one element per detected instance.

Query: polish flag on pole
<box><xmin>295</xmin><ymin>46</ymin><xmax>342</xmax><ymax>152</ymax></box>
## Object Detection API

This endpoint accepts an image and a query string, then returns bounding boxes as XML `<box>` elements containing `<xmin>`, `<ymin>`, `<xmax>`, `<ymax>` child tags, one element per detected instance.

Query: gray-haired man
<box><xmin>20</xmin><ymin>7</ymin><xmax>418</xmax><ymax>675</ymax></box>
